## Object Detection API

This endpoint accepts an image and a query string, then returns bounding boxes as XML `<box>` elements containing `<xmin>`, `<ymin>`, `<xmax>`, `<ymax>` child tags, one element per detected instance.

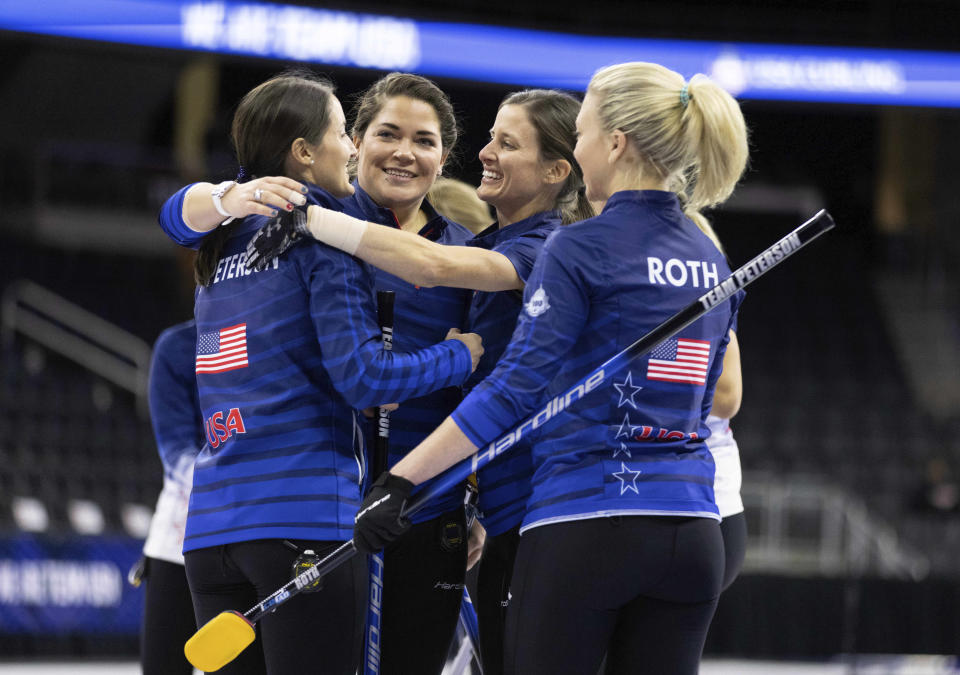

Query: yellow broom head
<box><xmin>184</xmin><ymin>610</ymin><xmax>256</xmax><ymax>672</ymax></box>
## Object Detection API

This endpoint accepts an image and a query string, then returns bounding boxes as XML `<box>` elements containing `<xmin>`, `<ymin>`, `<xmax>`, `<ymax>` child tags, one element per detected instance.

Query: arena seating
<box><xmin>0</xmin><ymin>340</ymin><xmax>161</xmax><ymax>536</ymax></box>
<box><xmin>0</xmin><ymin>232</ymin><xmax>180</xmax><ymax>537</ymax></box>
<box><xmin>714</xmin><ymin>211</ymin><xmax>957</xmax><ymax>571</ymax></box>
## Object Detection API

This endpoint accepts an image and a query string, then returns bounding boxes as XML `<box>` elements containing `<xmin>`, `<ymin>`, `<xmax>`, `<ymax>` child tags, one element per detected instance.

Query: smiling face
<box><xmin>355</xmin><ymin>95</ymin><xmax>446</xmax><ymax>212</ymax></box>
<box><xmin>477</xmin><ymin>104</ymin><xmax>558</xmax><ymax>224</ymax></box>
<box><xmin>573</xmin><ymin>91</ymin><xmax>614</xmax><ymax>203</ymax></box>
<box><xmin>310</xmin><ymin>96</ymin><xmax>357</xmax><ymax>198</ymax></box>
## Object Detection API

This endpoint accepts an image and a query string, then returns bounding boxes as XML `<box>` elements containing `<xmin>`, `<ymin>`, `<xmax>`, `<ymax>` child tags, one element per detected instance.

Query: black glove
<box><xmin>353</xmin><ymin>472</ymin><xmax>415</xmax><ymax>554</ymax></box>
<box><xmin>245</xmin><ymin>206</ymin><xmax>310</xmax><ymax>272</ymax></box>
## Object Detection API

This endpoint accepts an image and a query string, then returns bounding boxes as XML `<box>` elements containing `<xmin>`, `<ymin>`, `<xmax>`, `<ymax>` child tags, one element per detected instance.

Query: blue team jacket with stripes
<box><xmin>463</xmin><ymin>210</ymin><xmax>560</xmax><ymax>536</ymax></box>
<box><xmin>342</xmin><ymin>184</ymin><xmax>474</xmax><ymax>523</ymax></box>
<box><xmin>182</xmin><ymin>186</ymin><xmax>473</xmax><ymax>551</ymax></box>
<box><xmin>158</xmin><ymin>184</ymin><xmax>211</xmax><ymax>249</ymax></box>
<box><xmin>158</xmin><ymin>182</ymin><xmax>476</xmax><ymax>523</ymax></box>
<box><xmin>452</xmin><ymin>191</ymin><xmax>742</xmax><ymax>533</ymax></box>
<box><xmin>148</xmin><ymin>320</ymin><xmax>203</xmax><ymax>484</ymax></box>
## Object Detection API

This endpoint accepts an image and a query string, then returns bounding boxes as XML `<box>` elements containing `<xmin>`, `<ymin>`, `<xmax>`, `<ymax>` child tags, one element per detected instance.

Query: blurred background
<box><xmin>1</xmin><ymin>0</ymin><xmax>959</xmax><ymax>671</ymax></box>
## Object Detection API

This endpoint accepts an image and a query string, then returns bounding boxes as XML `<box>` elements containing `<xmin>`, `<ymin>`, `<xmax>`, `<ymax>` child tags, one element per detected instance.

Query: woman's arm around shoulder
<box><xmin>158</xmin><ymin>177</ymin><xmax>308</xmax><ymax>247</ymax></box>
<box><xmin>304</xmin><ymin>205</ymin><xmax>523</xmax><ymax>292</ymax></box>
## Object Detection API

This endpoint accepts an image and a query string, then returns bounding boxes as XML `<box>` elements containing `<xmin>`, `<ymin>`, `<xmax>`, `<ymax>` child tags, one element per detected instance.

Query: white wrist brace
<box><xmin>305</xmin><ymin>206</ymin><xmax>368</xmax><ymax>256</ymax></box>
<box><xmin>210</xmin><ymin>181</ymin><xmax>237</xmax><ymax>225</ymax></box>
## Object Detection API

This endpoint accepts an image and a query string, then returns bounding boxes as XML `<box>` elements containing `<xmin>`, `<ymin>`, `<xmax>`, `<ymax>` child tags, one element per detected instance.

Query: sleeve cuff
<box><xmin>450</xmin><ymin>392</ymin><xmax>507</xmax><ymax>448</ymax></box>
<box><xmin>159</xmin><ymin>183</ymin><xmax>206</xmax><ymax>249</ymax></box>
<box><xmin>498</xmin><ymin>247</ymin><xmax>529</xmax><ymax>284</ymax></box>
<box><xmin>448</xmin><ymin>337</ymin><xmax>473</xmax><ymax>384</ymax></box>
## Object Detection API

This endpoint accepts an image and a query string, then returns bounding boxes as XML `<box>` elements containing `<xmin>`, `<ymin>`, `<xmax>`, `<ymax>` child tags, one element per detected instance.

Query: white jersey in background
<box><xmin>706</xmin><ymin>415</ymin><xmax>744</xmax><ymax>518</ymax></box>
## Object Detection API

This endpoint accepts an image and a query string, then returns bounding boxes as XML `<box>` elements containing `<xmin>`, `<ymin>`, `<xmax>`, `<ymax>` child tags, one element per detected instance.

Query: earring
<box><xmin>311</xmin><ymin>159</ymin><xmax>315</xmax><ymax>165</ymax></box>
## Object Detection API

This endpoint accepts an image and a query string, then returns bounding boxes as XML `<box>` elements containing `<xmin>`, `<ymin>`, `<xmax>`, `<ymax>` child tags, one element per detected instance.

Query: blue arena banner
<box><xmin>1</xmin><ymin>0</ymin><xmax>960</xmax><ymax>107</ymax></box>
<box><xmin>0</xmin><ymin>534</ymin><xmax>143</xmax><ymax>634</ymax></box>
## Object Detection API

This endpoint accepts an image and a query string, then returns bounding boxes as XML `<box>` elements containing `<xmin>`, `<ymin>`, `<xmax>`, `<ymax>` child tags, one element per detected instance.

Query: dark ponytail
<box><xmin>568</xmin><ymin>186</ymin><xmax>595</xmax><ymax>224</ymax></box>
<box><xmin>195</xmin><ymin>71</ymin><xmax>337</xmax><ymax>286</ymax></box>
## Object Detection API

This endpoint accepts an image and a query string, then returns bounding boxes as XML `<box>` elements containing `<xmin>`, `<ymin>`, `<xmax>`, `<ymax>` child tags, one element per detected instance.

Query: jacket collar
<box><xmin>602</xmin><ymin>190</ymin><xmax>683</xmax><ymax>218</ymax></box>
<box><xmin>469</xmin><ymin>210</ymin><xmax>561</xmax><ymax>249</ymax></box>
<box><xmin>349</xmin><ymin>182</ymin><xmax>449</xmax><ymax>241</ymax></box>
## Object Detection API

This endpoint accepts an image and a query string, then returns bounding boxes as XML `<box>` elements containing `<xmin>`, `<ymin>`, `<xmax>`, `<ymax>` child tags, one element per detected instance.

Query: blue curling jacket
<box><xmin>148</xmin><ymin>320</ymin><xmax>203</xmax><ymax>485</ymax></box>
<box><xmin>341</xmin><ymin>184</ymin><xmax>474</xmax><ymax>523</ymax></box>
<box><xmin>463</xmin><ymin>211</ymin><xmax>560</xmax><ymax>536</ymax></box>
<box><xmin>452</xmin><ymin>191</ymin><xmax>742</xmax><ymax>533</ymax></box>
<box><xmin>183</xmin><ymin>184</ymin><xmax>473</xmax><ymax>551</ymax></box>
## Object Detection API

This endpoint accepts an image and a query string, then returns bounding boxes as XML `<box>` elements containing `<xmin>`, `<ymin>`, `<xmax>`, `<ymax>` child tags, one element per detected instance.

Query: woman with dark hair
<box><xmin>337</xmin><ymin>71</ymin><xmax>477</xmax><ymax>675</ymax></box>
<box><xmin>160</xmin><ymin>70</ymin><xmax>478</xmax><ymax>675</ymax></box>
<box><xmin>158</xmin><ymin>73</ymin><xmax>348</xmax><ymax>251</ymax></box>
<box><xmin>353</xmin><ymin>61</ymin><xmax>750</xmax><ymax>675</ymax></box>
<box><xmin>157</xmin><ymin>71</ymin><xmax>483</xmax><ymax>675</ymax></box>
<box><xmin>250</xmin><ymin>87</ymin><xmax>591</xmax><ymax>675</ymax></box>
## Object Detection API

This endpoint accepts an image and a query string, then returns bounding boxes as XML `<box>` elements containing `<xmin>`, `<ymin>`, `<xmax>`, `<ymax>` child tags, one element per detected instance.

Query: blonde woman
<box><xmin>428</xmin><ymin>177</ymin><xmax>492</xmax><ymax>234</ymax></box>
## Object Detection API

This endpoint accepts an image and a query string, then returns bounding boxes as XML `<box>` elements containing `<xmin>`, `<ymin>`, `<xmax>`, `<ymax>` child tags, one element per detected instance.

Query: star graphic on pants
<box><xmin>612</xmin><ymin>462</ymin><xmax>642</xmax><ymax>495</ymax></box>
<box><xmin>615</xmin><ymin>413</ymin><xmax>640</xmax><ymax>441</ymax></box>
<box><xmin>613</xmin><ymin>371</ymin><xmax>643</xmax><ymax>409</ymax></box>
<box><xmin>613</xmin><ymin>442</ymin><xmax>632</xmax><ymax>459</ymax></box>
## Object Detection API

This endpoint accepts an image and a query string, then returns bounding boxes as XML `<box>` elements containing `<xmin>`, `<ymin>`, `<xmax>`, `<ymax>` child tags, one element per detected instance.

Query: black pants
<box><xmin>140</xmin><ymin>557</ymin><xmax>195</xmax><ymax>675</ymax></box>
<box><xmin>475</xmin><ymin>526</ymin><xmax>520</xmax><ymax>675</ymax></box>
<box><xmin>505</xmin><ymin>516</ymin><xmax>723</xmax><ymax>675</ymax></box>
<box><xmin>720</xmin><ymin>511</ymin><xmax>747</xmax><ymax>591</ymax></box>
<box><xmin>379</xmin><ymin>505</ymin><xmax>467</xmax><ymax>675</ymax></box>
<box><xmin>184</xmin><ymin>538</ymin><xmax>367</xmax><ymax>675</ymax></box>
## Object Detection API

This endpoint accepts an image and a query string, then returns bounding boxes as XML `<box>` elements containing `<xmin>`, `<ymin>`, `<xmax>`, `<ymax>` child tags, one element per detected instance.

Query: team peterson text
<box><xmin>697</xmin><ymin>231</ymin><xmax>802</xmax><ymax>311</ymax></box>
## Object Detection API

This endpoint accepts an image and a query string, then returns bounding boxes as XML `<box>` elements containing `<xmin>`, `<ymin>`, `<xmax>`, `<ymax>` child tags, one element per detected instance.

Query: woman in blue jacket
<box><xmin>158</xmin><ymin>71</ymin><xmax>483</xmax><ymax>675</ymax></box>
<box><xmin>266</xmin><ymin>88</ymin><xmax>591</xmax><ymax>675</ymax></box>
<box><xmin>139</xmin><ymin>320</ymin><xmax>201</xmax><ymax>675</ymax></box>
<box><xmin>165</xmin><ymin>71</ymin><xmax>482</xmax><ymax>675</ymax></box>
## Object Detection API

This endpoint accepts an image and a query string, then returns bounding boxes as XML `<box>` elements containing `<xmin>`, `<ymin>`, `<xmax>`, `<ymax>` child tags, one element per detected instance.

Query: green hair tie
<box><xmin>679</xmin><ymin>82</ymin><xmax>691</xmax><ymax>108</ymax></box>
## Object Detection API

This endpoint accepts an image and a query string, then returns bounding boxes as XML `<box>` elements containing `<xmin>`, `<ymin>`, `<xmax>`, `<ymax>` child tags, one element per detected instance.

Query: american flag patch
<box><xmin>196</xmin><ymin>324</ymin><xmax>248</xmax><ymax>374</ymax></box>
<box><xmin>646</xmin><ymin>338</ymin><xmax>710</xmax><ymax>385</ymax></box>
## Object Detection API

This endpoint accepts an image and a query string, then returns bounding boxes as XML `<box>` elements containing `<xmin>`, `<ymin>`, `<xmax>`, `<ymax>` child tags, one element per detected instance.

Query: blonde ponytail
<box><xmin>681</xmin><ymin>74</ymin><xmax>749</xmax><ymax>214</ymax></box>
<box><xmin>685</xmin><ymin>207</ymin><xmax>725</xmax><ymax>254</ymax></box>
<box><xmin>588</xmin><ymin>62</ymin><xmax>748</xmax><ymax>243</ymax></box>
